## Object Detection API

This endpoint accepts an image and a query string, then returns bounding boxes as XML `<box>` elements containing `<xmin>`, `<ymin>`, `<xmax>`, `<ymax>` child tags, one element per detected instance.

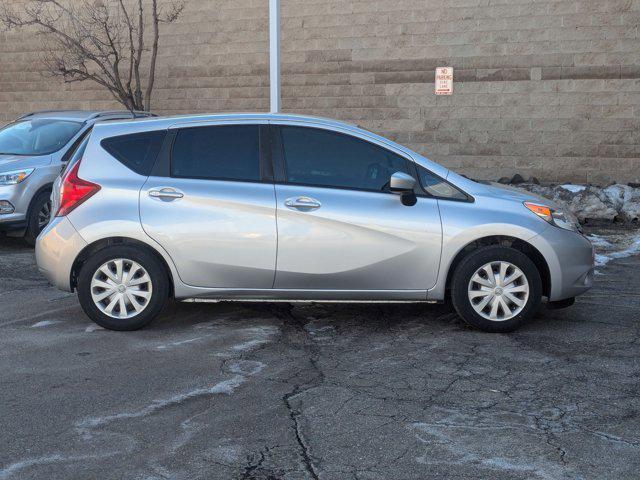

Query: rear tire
<box><xmin>24</xmin><ymin>190</ymin><xmax>52</xmax><ymax>246</ymax></box>
<box><xmin>451</xmin><ymin>246</ymin><xmax>542</xmax><ymax>333</ymax></box>
<box><xmin>77</xmin><ymin>246</ymin><xmax>169</xmax><ymax>331</ymax></box>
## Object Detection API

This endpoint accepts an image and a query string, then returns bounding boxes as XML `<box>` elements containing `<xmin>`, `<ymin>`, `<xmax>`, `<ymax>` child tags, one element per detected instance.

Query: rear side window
<box><xmin>171</xmin><ymin>125</ymin><xmax>260</xmax><ymax>181</ymax></box>
<box><xmin>101</xmin><ymin>131</ymin><xmax>166</xmax><ymax>175</ymax></box>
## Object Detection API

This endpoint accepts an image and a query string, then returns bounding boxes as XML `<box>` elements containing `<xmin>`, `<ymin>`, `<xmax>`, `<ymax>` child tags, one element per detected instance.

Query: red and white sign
<box><xmin>435</xmin><ymin>67</ymin><xmax>453</xmax><ymax>95</ymax></box>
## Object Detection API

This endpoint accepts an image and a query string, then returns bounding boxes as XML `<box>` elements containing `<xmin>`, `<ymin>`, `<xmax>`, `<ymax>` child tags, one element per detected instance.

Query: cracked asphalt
<box><xmin>1</xmin><ymin>235</ymin><xmax>639</xmax><ymax>480</ymax></box>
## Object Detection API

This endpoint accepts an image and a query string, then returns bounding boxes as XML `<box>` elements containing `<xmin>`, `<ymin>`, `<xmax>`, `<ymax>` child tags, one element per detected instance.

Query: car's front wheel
<box><xmin>24</xmin><ymin>190</ymin><xmax>52</xmax><ymax>246</ymax></box>
<box><xmin>77</xmin><ymin>246</ymin><xmax>169</xmax><ymax>331</ymax></box>
<box><xmin>451</xmin><ymin>246</ymin><xmax>542</xmax><ymax>333</ymax></box>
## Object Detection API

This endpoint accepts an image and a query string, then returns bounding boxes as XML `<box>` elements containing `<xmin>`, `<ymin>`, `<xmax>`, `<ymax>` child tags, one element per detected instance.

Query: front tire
<box><xmin>451</xmin><ymin>246</ymin><xmax>542</xmax><ymax>333</ymax></box>
<box><xmin>24</xmin><ymin>190</ymin><xmax>52</xmax><ymax>246</ymax></box>
<box><xmin>77</xmin><ymin>246</ymin><xmax>169</xmax><ymax>331</ymax></box>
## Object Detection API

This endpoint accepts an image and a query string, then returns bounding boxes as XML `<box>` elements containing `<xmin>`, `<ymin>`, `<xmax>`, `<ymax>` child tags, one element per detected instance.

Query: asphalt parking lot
<box><xmin>1</xmin><ymin>235</ymin><xmax>639</xmax><ymax>480</ymax></box>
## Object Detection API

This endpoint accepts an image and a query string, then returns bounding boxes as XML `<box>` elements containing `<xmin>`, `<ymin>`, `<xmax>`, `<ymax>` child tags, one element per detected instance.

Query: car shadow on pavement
<box><xmin>0</xmin><ymin>236</ymin><xmax>30</xmax><ymax>251</ymax></box>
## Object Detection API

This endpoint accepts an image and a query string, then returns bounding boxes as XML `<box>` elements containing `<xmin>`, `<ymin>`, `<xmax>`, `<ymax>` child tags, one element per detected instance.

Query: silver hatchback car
<box><xmin>0</xmin><ymin>110</ymin><xmax>153</xmax><ymax>244</ymax></box>
<box><xmin>36</xmin><ymin>113</ymin><xmax>594</xmax><ymax>332</ymax></box>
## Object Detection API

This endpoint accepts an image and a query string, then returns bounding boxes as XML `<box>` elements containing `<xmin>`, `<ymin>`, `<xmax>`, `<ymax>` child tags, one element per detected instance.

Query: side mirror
<box><xmin>390</xmin><ymin>172</ymin><xmax>416</xmax><ymax>192</ymax></box>
<box><xmin>389</xmin><ymin>172</ymin><xmax>417</xmax><ymax>206</ymax></box>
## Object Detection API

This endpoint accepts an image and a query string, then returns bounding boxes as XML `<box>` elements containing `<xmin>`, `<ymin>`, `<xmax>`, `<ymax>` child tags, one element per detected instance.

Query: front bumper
<box><xmin>0</xmin><ymin>218</ymin><xmax>27</xmax><ymax>233</ymax></box>
<box><xmin>0</xmin><ymin>181</ymin><xmax>31</xmax><ymax>220</ymax></box>
<box><xmin>529</xmin><ymin>226</ymin><xmax>595</xmax><ymax>301</ymax></box>
<box><xmin>0</xmin><ymin>185</ymin><xmax>27</xmax><ymax>231</ymax></box>
<box><xmin>35</xmin><ymin>216</ymin><xmax>87</xmax><ymax>292</ymax></box>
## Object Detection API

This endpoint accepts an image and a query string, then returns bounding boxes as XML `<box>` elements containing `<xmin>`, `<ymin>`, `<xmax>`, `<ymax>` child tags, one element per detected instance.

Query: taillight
<box><xmin>56</xmin><ymin>161</ymin><xmax>101</xmax><ymax>217</ymax></box>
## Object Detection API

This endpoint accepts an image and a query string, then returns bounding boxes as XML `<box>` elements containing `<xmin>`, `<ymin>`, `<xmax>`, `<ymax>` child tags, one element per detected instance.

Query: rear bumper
<box><xmin>528</xmin><ymin>226</ymin><xmax>595</xmax><ymax>301</ymax></box>
<box><xmin>35</xmin><ymin>216</ymin><xmax>87</xmax><ymax>292</ymax></box>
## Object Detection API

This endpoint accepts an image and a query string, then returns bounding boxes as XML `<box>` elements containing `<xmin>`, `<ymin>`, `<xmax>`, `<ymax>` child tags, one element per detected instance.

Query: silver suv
<box><xmin>36</xmin><ymin>114</ymin><xmax>595</xmax><ymax>332</ymax></box>
<box><xmin>0</xmin><ymin>110</ymin><xmax>153</xmax><ymax>244</ymax></box>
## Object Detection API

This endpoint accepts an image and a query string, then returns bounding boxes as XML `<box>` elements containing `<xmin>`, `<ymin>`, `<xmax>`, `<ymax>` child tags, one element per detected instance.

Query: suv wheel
<box><xmin>451</xmin><ymin>246</ymin><xmax>542</xmax><ymax>333</ymax></box>
<box><xmin>24</xmin><ymin>190</ymin><xmax>52</xmax><ymax>245</ymax></box>
<box><xmin>77</xmin><ymin>246</ymin><xmax>169</xmax><ymax>331</ymax></box>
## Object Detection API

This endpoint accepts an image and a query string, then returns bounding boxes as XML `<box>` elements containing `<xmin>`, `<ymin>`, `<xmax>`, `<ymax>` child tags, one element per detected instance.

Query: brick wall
<box><xmin>1</xmin><ymin>0</ymin><xmax>639</xmax><ymax>184</ymax></box>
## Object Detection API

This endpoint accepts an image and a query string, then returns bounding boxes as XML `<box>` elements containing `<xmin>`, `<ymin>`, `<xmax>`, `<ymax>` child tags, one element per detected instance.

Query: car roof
<box><xmin>97</xmin><ymin>112</ymin><xmax>358</xmax><ymax>130</ymax></box>
<box><xmin>16</xmin><ymin>110</ymin><xmax>154</xmax><ymax>122</ymax></box>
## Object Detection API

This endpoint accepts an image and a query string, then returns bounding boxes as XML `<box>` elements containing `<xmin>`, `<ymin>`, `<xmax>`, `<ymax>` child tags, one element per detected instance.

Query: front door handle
<box><xmin>284</xmin><ymin>196</ymin><xmax>321</xmax><ymax>212</ymax></box>
<box><xmin>149</xmin><ymin>187</ymin><xmax>184</xmax><ymax>201</ymax></box>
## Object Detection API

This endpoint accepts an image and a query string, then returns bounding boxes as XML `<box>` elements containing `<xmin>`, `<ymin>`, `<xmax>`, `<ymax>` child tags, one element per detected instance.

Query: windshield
<box><xmin>0</xmin><ymin>119</ymin><xmax>83</xmax><ymax>156</ymax></box>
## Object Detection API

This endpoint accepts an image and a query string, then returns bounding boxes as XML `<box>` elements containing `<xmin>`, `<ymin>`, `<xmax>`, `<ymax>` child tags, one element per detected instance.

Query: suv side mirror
<box><xmin>389</xmin><ymin>172</ymin><xmax>417</xmax><ymax>206</ymax></box>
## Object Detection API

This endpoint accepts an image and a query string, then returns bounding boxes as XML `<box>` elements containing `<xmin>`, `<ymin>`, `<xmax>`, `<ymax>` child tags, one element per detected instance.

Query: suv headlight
<box><xmin>0</xmin><ymin>168</ymin><xmax>35</xmax><ymax>185</ymax></box>
<box><xmin>524</xmin><ymin>202</ymin><xmax>581</xmax><ymax>232</ymax></box>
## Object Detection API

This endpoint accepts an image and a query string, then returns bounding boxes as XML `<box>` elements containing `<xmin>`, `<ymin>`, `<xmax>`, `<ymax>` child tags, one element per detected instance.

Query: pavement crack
<box><xmin>273</xmin><ymin>304</ymin><xmax>324</xmax><ymax>480</ymax></box>
<box><xmin>241</xmin><ymin>446</ymin><xmax>269</xmax><ymax>480</ymax></box>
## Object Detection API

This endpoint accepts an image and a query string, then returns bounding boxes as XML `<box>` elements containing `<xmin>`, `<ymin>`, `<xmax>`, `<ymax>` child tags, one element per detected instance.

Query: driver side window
<box><xmin>279</xmin><ymin>126</ymin><xmax>409</xmax><ymax>192</ymax></box>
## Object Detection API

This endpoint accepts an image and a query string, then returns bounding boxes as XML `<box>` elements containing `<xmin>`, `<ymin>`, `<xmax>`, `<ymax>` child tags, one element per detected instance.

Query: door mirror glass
<box><xmin>389</xmin><ymin>171</ymin><xmax>416</xmax><ymax>192</ymax></box>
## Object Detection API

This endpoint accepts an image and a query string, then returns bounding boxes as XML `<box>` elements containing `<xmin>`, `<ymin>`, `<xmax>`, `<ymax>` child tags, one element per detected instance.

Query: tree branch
<box><xmin>0</xmin><ymin>0</ymin><xmax>184</xmax><ymax>112</ymax></box>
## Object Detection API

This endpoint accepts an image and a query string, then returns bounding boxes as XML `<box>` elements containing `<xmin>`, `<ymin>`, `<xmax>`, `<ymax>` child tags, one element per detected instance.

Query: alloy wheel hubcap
<box><xmin>467</xmin><ymin>261</ymin><xmax>529</xmax><ymax>322</ymax></box>
<box><xmin>90</xmin><ymin>259</ymin><xmax>153</xmax><ymax>319</ymax></box>
<box><xmin>38</xmin><ymin>201</ymin><xmax>51</xmax><ymax>229</ymax></box>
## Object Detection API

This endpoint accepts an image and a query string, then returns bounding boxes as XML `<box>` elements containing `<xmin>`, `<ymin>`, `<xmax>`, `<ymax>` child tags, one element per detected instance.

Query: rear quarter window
<box><xmin>101</xmin><ymin>131</ymin><xmax>166</xmax><ymax>175</ymax></box>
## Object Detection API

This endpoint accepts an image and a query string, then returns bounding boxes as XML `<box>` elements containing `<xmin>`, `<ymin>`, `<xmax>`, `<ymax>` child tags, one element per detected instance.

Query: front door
<box><xmin>272</xmin><ymin>125</ymin><xmax>442</xmax><ymax>294</ymax></box>
<box><xmin>140</xmin><ymin>123</ymin><xmax>277</xmax><ymax>289</ymax></box>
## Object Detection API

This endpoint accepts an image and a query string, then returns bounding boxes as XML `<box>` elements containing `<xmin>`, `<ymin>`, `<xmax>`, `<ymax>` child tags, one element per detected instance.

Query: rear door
<box><xmin>272</xmin><ymin>124</ymin><xmax>442</xmax><ymax>295</ymax></box>
<box><xmin>139</xmin><ymin>122</ymin><xmax>277</xmax><ymax>289</ymax></box>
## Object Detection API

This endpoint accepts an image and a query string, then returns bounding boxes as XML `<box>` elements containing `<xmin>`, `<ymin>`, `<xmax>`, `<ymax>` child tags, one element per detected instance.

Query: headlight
<box><xmin>0</xmin><ymin>168</ymin><xmax>34</xmax><ymax>185</ymax></box>
<box><xmin>524</xmin><ymin>202</ymin><xmax>581</xmax><ymax>232</ymax></box>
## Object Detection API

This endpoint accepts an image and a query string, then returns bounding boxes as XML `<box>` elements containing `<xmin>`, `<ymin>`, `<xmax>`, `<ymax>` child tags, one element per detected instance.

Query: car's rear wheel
<box><xmin>24</xmin><ymin>190</ymin><xmax>52</xmax><ymax>246</ymax></box>
<box><xmin>77</xmin><ymin>246</ymin><xmax>169</xmax><ymax>331</ymax></box>
<box><xmin>451</xmin><ymin>246</ymin><xmax>542</xmax><ymax>333</ymax></box>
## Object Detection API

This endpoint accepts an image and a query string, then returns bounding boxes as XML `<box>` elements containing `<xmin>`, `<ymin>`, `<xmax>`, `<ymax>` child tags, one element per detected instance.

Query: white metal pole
<box><xmin>269</xmin><ymin>0</ymin><xmax>281</xmax><ymax>113</ymax></box>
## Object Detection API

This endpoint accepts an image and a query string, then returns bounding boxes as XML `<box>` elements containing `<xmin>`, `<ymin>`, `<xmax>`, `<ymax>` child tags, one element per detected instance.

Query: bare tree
<box><xmin>0</xmin><ymin>0</ymin><xmax>184</xmax><ymax>111</ymax></box>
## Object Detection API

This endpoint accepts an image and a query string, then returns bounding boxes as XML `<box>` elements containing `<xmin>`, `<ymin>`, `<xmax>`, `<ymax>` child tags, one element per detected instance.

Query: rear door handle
<box><xmin>148</xmin><ymin>188</ymin><xmax>184</xmax><ymax>200</ymax></box>
<box><xmin>284</xmin><ymin>196</ymin><xmax>321</xmax><ymax>211</ymax></box>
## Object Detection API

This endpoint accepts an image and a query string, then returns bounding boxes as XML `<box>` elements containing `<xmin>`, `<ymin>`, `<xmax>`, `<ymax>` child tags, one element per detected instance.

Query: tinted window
<box><xmin>280</xmin><ymin>127</ymin><xmax>409</xmax><ymax>191</ymax></box>
<box><xmin>417</xmin><ymin>165</ymin><xmax>468</xmax><ymax>201</ymax></box>
<box><xmin>171</xmin><ymin>125</ymin><xmax>260</xmax><ymax>181</ymax></box>
<box><xmin>0</xmin><ymin>119</ymin><xmax>83</xmax><ymax>156</ymax></box>
<box><xmin>101</xmin><ymin>130</ymin><xmax>166</xmax><ymax>175</ymax></box>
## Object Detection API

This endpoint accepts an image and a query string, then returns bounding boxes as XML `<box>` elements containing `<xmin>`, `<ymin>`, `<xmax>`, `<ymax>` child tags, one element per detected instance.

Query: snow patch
<box><xmin>409</xmin><ymin>421</ymin><xmax>569</xmax><ymax>480</ymax></box>
<box><xmin>227</xmin><ymin>360</ymin><xmax>265</xmax><ymax>376</ymax></box>
<box><xmin>230</xmin><ymin>339</ymin><xmax>268</xmax><ymax>351</ymax></box>
<box><xmin>224</xmin><ymin>325</ymin><xmax>280</xmax><ymax>353</ymax></box>
<box><xmin>156</xmin><ymin>336</ymin><xmax>207</xmax><ymax>350</ymax></box>
<box><xmin>560</xmin><ymin>184</ymin><xmax>586</xmax><ymax>193</ymax></box>
<box><xmin>85</xmin><ymin>324</ymin><xmax>104</xmax><ymax>332</ymax></box>
<box><xmin>592</xmin><ymin>235</ymin><xmax>640</xmax><ymax>267</ymax></box>
<box><xmin>0</xmin><ymin>452</ymin><xmax>119</xmax><ymax>480</ymax></box>
<box><xmin>31</xmin><ymin>320</ymin><xmax>60</xmax><ymax>328</ymax></box>
<box><xmin>77</xmin><ymin>375</ymin><xmax>246</xmax><ymax>430</ymax></box>
<box><xmin>207</xmin><ymin>445</ymin><xmax>240</xmax><ymax>463</ymax></box>
<box><xmin>0</xmin><ymin>455</ymin><xmax>66</xmax><ymax>479</ymax></box>
<box><xmin>586</xmin><ymin>234</ymin><xmax>613</xmax><ymax>249</ymax></box>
